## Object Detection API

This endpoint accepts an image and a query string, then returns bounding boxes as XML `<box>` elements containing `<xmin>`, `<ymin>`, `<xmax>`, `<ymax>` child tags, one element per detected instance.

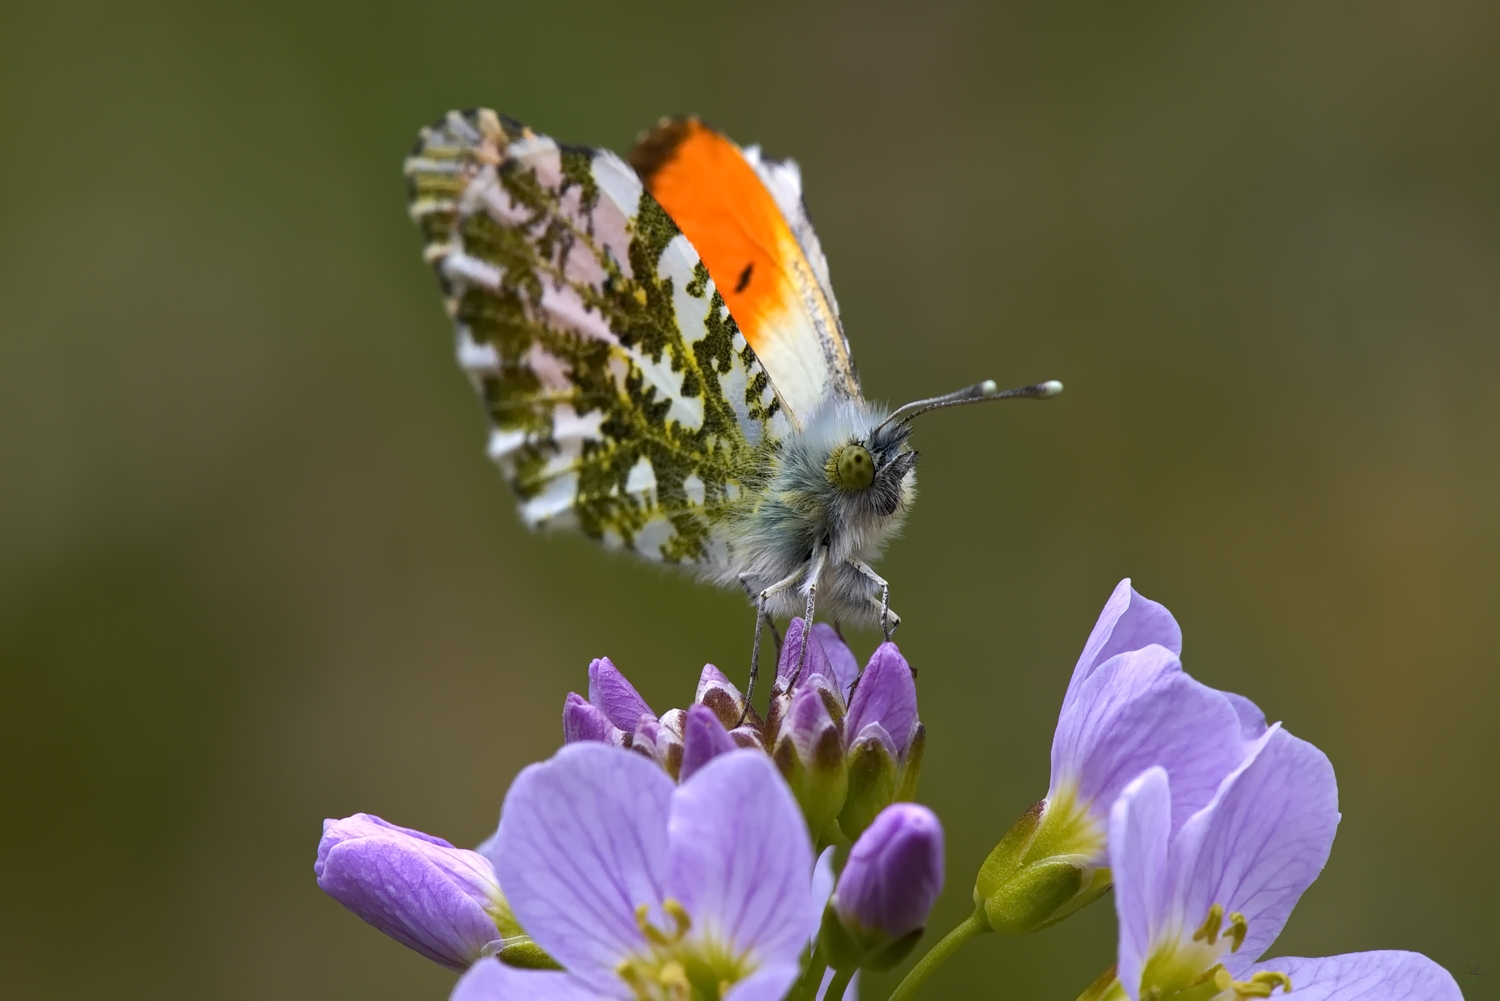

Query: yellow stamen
<box><xmin>1212</xmin><ymin>967</ymin><xmax>1293</xmax><ymax>998</ymax></box>
<box><xmin>1226</xmin><ymin>912</ymin><xmax>1249</xmax><ymax>954</ymax></box>
<box><xmin>1192</xmin><ymin>903</ymin><xmax>1225</xmax><ymax>945</ymax></box>
<box><xmin>663</xmin><ymin>898</ymin><xmax>693</xmax><ymax>938</ymax></box>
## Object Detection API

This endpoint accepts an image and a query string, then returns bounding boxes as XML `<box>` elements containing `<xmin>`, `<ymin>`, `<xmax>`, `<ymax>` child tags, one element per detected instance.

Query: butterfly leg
<box><xmin>739</xmin><ymin>566</ymin><xmax>807</xmax><ymax>726</ymax></box>
<box><xmin>738</xmin><ymin>574</ymin><xmax>784</xmax><ymax>655</ymax></box>
<box><xmin>848</xmin><ymin>558</ymin><xmax>894</xmax><ymax>641</ymax></box>
<box><xmin>786</xmin><ymin>544</ymin><xmax>830</xmax><ymax>690</ymax></box>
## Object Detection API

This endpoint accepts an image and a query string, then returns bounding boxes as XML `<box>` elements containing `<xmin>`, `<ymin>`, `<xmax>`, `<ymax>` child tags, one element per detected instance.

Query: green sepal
<box><xmin>974</xmin><ymin>799</ymin><xmax>1044</xmax><ymax>901</ymax></box>
<box><xmin>896</xmin><ymin>723</ymin><xmax>926</xmax><ymax>803</ymax></box>
<box><xmin>818</xmin><ymin>903</ymin><xmax>925</xmax><ymax>974</ymax></box>
<box><xmin>839</xmin><ymin>735</ymin><xmax>898</xmax><ymax>841</ymax></box>
<box><xmin>974</xmin><ymin>796</ymin><xmax>1111</xmax><ymax>935</ymax></box>
<box><xmin>774</xmin><ymin>729</ymin><xmax>849</xmax><ymax>840</ymax></box>
<box><xmin>1036</xmin><ymin>866</ymin><xmax>1112</xmax><ymax>931</ymax></box>
<box><xmin>496</xmin><ymin>935</ymin><xmax>563</xmax><ymax>970</ymax></box>
<box><xmin>981</xmin><ymin>858</ymin><xmax>1086</xmax><ymax>936</ymax></box>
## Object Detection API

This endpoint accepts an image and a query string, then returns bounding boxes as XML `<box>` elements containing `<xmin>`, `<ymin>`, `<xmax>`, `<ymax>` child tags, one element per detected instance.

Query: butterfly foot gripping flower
<box><xmin>975</xmin><ymin>580</ymin><xmax>1250</xmax><ymax>936</ymax></box>
<box><xmin>1089</xmin><ymin>725</ymin><xmax>1462</xmax><ymax>1001</ymax></box>
<box><xmin>821</xmin><ymin>803</ymin><xmax>945</xmax><ymax>976</ymax></box>
<box><xmin>451</xmin><ymin>742</ymin><xmax>820</xmax><ymax>1001</ymax></box>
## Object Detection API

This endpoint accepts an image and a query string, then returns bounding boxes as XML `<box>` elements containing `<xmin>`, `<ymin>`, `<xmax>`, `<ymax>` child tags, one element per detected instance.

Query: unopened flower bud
<box><xmin>632</xmin><ymin>715</ymin><xmax>685</xmax><ymax>780</ymax></box>
<box><xmin>775</xmin><ymin>618</ymin><xmax>837</xmax><ymax>694</ymax></box>
<box><xmin>587</xmin><ymin>656</ymin><xmax>655</xmax><ymax>731</ymax></box>
<box><xmin>840</xmin><ymin>643</ymin><xmax>924</xmax><ymax>839</ymax></box>
<box><xmin>561</xmin><ymin>692</ymin><xmax>626</xmax><ymax>746</ymax></box>
<box><xmin>773</xmin><ymin>678</ymin><xmax>848</xmax><ymax>841</ymax></box>
<box><xmin>694</xmin><ymin>664</ymin><xmax>746</xmax><ymax>728</ymax></box>
<box><xmin>680</xmin><ymin>703</ymin><xmax>738</xmax><ymax>780</ymax></box>
<box><xmin>315</xmin><ymin>814</ymin><xmax>521</xmax><ymax>971</ymax></box>
<box><xmin>822</xmin><ymin>804</ymin><xmax>945</xmax><ymax>972</ymax></box>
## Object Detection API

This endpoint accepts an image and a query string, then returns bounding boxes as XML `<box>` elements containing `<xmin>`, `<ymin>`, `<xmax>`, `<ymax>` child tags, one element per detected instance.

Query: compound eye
<box><xmin>835</xmin><ymin>444</ymin><xmax>876</xmax><ymax>490</ymax></box>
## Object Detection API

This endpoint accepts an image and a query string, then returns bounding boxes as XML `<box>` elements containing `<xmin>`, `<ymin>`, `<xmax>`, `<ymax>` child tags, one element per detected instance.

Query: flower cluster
<box><xmin>315</xmin><ymin>580</ymin><xmax>1461</xmax><ymax>1001</ymax></box>
<box><xmin>561</xmin><ymin>619</ymin><xmax>923</xmax><ymax>848</ymax></box>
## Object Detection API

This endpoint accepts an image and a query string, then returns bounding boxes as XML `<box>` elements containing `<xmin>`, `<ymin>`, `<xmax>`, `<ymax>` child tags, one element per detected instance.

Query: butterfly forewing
<box><xmin>406</xmin><ymin>110</ymin><xmax>790</xmax><ymax>566</ymax></box>
<box><xmin>630</xmin><ymin>118</ymin><xmax>861</xmax><ymax>427</ymax></box>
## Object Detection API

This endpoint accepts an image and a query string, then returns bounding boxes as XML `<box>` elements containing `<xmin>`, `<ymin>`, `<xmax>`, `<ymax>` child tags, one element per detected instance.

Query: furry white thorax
<box><xmin>702</xmin><ymin>396</ymin><xmax>918</xmax><ymax>626</ymax></box>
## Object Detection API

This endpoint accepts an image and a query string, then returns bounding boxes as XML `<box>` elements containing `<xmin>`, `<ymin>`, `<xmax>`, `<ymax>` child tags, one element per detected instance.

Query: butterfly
<box><xmin>404</xmin><ymin>109</ymin><xmax>1060</xmax><ymax>704</ymax></box>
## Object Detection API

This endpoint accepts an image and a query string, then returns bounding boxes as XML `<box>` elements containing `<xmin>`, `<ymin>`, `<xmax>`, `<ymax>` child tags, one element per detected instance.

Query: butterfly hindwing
<box><xmin>406</xmin><ymin>110</ymin><xmax>791</xmax><ymax>566</ymax></box>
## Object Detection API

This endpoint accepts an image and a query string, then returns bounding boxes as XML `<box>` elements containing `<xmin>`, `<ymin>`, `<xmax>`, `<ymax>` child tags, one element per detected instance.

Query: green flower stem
<box><xmin>885</xmin><ymin>905</ymin><xmax>991</xmax><ymax>1001</ymax></box>
<box><xmin>824</xmin><ymin>968</ymin><xmax>854</xmax><ymax>1001</ymax></box>
<box><xmin>786</xmin><ymin>945</ymin><xmax>829</xmax><ymax>1001</ymax></box>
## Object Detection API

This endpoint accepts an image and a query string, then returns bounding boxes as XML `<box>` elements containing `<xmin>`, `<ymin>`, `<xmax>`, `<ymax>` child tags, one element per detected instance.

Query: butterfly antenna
<box><xmin>873</xmin><ymin>379</ymin><xmax>1063</xmax><ymax>437</ymax></box>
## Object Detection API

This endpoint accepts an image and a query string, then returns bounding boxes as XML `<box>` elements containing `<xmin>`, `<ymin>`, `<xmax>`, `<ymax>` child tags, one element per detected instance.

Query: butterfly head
<box><xmin>825</xmin><ymin>431</ymin><xmax>919</xmax><ymax>519</ymax></box>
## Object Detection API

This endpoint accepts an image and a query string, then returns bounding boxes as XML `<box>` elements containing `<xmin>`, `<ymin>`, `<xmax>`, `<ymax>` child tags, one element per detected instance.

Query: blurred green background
<box><xmin>3</xmin><ymin>1</ymin><xmax>1497</xmax><ymax>998</ymax></box>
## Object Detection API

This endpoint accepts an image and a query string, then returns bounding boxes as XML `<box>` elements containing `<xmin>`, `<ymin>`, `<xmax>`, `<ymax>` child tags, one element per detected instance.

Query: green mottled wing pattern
<box><xmin>405</xmin><ymin>109</ymin><xmax>791</xmax><ymax>566</ymax></box>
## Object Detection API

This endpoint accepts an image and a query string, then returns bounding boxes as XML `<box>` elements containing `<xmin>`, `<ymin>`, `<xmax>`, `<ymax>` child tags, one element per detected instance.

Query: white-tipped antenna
<box><xmin>874</xmin><ymin>379</ymin><xmax>1063</xmax><ymax>436</ymax></box>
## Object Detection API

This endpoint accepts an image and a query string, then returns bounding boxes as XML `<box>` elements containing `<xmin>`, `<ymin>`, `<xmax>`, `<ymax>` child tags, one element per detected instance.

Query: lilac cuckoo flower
<box><xmin>315</xmin><ymin>814</ymin><xmax>519</xmax><ymax>971</ymax></box>
<box><xmin>1096</xmin><ymin>725</ymin><xmax>1461</xmax><ymax>1001</ymax></box>
<box><xmin>976</xmin><ymin>579</ymin><xmax>1252</xmax><ymax>935</ymax></box>
<box><xmin>456</xmin><ymin>742</ymin><xmax>821</xmax><ymax>1001</ymax></box>
<box><xmin>560</xmin><ymin>627</ymin><xmax>925</xmax><ymax>843</ymax></box>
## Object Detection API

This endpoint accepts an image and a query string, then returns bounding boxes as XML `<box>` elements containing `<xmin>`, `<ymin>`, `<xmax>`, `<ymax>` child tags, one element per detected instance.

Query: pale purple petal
<box><xmin>317</xmin><ymin>813</ymin><xmax>456</xmax><ymax>854</ymax></box>
<box><xmin>778</xmin><ymin>618</ymin><xmax>833</xmax><ymax>688</ymax></box>
<box><xmin>783</xmin><ymin>681</ymin><xmax>839</xmax><ymax>761</ymax></box>
<box><xmin>316</xmin><ymin>814</ymin><xmax>504</xmax><ymax>971</ymax></box>
<box><xmin>450</xmin><ymin>957</ymin><xmax>611</xmax><ymax>1001</ymax></box>
<box><xmin>722</xmin><ymin>962</ymin><xmax>804</xmax><ymax>1001</ymax></box>
<box><xmin>587</xmin><ymin>657</ymin><xmax>654</xmax><ymax>730</ymax></box>
<box><xmin>492</xmin><ymin>744</ymin><xmax>673</xmax><ymax>993</ymax></box>
<box><xmin>1242</xmin><ymin>952</ymin><xmax>1462</xmax><ymax>1001</ymax></box>
<box><xmin>1172</xmin><ymin>725</ymin><xmax>1339</xmax><ymax>974</ymax></box>
<box><xmin>848</xmin><ymin>721</ymin><xmax>899</xmax><ymax>763</ymax></box>
<box><xmin>816</xmin><ymin>968</ymin><xmax>860</xmax><ymax>1000</ymax></box>
<box><xmin>666</xmin><ymin>750</ymin><xmax>818</xmax><ymax>967</ymax></box>
<box><xmin>1221</xmin><ymin>690</ymin><xmax>1269</xmax><ymax>744</ymax></box>
<box><xmin>1051</xmin><ymin>645</ymin><xmax>1244</xmax><ymax>834</ymax></box>
<box><xmin>812</xmin><ymin>847</ymin><xmax>836</xmax><ymax>917</ymax></box>
<box><xmin>1108</xmin><ymin>768</ymin><xmax>1172</xmax><ymax>1001</ymax></box>
<box><xmin>1065</xmin><ymin>579</ymin><xmax>1182</xmax><ymax>710</ymax></box>
<box><xmin>844</xmin><ymin>643</ymin><xmax>918</xmax><ymax>758</ymax></box>
<box><xmin>680</xmin><ymin>703</ymin><xmax>739</xmax><ymax>781</ymax></box>
<box><xmin>696</xmin><ymin>663</ymin><xmax>738</xmax><ymax>701</ymax></box>
<box><xmin>812</xmin><ymin>622</ymin><xmax>861</xmax><ymax>702</ymax></box>
<box><xmin>563</xmin><ymin>693</ymin><xmax>625</xmax><ymax>745</ymax></box>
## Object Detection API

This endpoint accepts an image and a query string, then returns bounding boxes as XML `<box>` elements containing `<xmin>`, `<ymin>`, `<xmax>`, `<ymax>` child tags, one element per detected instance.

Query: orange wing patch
<box><xmin>632</xmin><ymin>118</ymin><xmax>858</xmax><ymax>426</ymax></box>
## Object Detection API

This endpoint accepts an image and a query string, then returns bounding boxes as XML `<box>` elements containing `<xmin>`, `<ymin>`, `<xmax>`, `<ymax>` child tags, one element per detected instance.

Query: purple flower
<box><xmin>459</xmin><ymin>742</ymin><xmax>820</xmax><ymax>1000</ymax></box>
<box><xmin>314</xmin><ymin>814</ymin><xmax>515</xmax><ymax>971</ymax></box>
<box><xmin>976</xmin><ymin>579</ymin><xmax>1251</xmax><ymax>935</ymax></box>
<box><xmin>1102</xmin><ymin>726</ymin><xmax>1461</xmax><ymax>1001</ymax></box>
<box><xmin>823</xmin><ymin>803</ymin><xmax>945</xmax><ymax>973</ymax></box>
